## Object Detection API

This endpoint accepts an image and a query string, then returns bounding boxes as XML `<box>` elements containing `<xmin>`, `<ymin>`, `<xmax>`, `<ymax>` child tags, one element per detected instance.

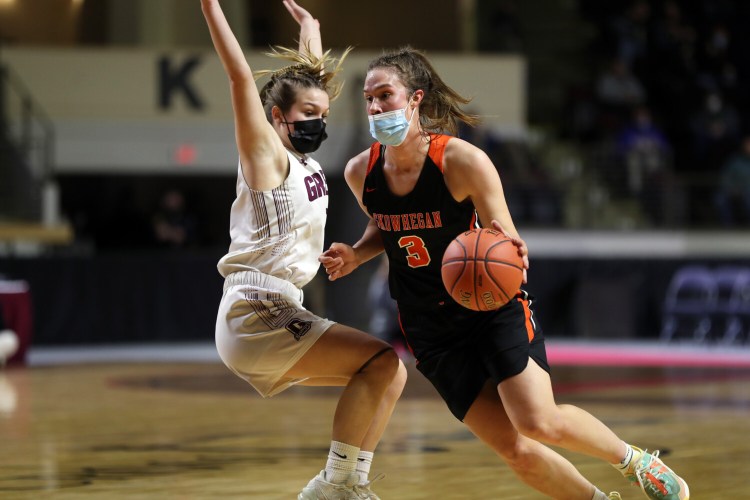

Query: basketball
<box><xmin>441</xmin><ymin>228</ymin><xmax>524</xmax><ymax>311</ymax></box>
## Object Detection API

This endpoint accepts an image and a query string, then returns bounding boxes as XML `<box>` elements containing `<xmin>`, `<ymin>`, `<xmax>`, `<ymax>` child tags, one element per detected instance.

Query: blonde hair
<box><xmin>368</xmin><ymin>46</ymin><xmax>479</xmax><ymax>134</ymax></box>
<box><xmin>256</xmin><ymin>45</ymin><xmax>352</xmax><ymax>121</ymax></box>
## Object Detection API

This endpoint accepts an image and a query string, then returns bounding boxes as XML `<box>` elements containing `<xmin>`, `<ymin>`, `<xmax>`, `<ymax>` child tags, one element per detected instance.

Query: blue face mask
<box><xmin>368</xmin><ymin>103</ymin><xmax>416</xmax><ymax>146</ymax></box>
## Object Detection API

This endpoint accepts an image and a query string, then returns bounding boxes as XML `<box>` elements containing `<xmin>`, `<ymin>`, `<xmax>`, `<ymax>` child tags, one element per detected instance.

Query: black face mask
<box><xmin>283</xmin><ymin>117</ymin><xmax>328</xmax><ymax>154</ymax></box>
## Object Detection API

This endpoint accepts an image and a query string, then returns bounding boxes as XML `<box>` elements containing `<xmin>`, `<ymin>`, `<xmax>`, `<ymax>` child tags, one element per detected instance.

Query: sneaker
<box><xmin>627</xmin><ymin>448</ymin><xmax>690</xmax><ymax>500</ymax></box>
<box><xmin>298</xmin><ymin>470</ymin><xmax>360</xmax><ymax>500</ymax></box>
<box><xmin>352</xmin><ymin>473</ymin><xmax>384</xmax><ymax>500</ymax></box>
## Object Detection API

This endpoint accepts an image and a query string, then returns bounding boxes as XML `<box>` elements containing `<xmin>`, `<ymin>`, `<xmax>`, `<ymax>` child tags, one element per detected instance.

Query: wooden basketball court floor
<box><xmin>2</xmin><ymin>340</ymin><xmax>750</xmax><ymax>499</ymax></box>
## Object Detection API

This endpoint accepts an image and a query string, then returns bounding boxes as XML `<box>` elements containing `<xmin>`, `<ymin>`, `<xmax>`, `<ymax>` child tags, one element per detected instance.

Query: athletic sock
<box><xmin>592</xmin><ymin>488</ymin><xmax>610</xmax><ymax>500</ymax></box>
<box><xmin>356</xmin><ymin>450</ymin><xmax>373</xmax><ymax>484</ymax></box>
<box><xmin>612</xmin><ymin>442</ymin><xmax>634</xmax><ymax>472</ymax></box>
<box><xmin>324</xmin><ymin>441</ymin><xmax>359</xmax><ymax>484</ymax></box>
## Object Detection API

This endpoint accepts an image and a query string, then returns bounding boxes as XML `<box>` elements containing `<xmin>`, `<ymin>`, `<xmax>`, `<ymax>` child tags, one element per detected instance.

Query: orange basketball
<box><xmin>441</xmin><ymin>228</ymin><xmax>524</xmax><ymax>311</ymax></box>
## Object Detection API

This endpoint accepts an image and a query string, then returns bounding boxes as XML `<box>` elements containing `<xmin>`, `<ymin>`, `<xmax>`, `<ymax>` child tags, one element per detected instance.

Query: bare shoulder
<box><xmin>443</xmin><ymin>137</ymin><xmax>497</xmax><ymax>201</ymax></box>
<box><xmin>240</xmin><ymin>129</ymin><xmax>290</xmax><ymax>191</ymax></box>
<box><xmin>443</xmin><ymin>137</ymin><xmax>491</xmax><ymax>173</ymax></box>
<box><xmin>344</xmin><ymin>148</ymin><xmax>371</xmax><ymax>183</ymax></box>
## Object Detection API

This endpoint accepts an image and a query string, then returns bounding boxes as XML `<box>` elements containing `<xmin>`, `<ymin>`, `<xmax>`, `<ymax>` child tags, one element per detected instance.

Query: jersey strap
<box><xmin>427</xmin><ymin>133</ymin><xmax>452</xmax><ymax>172</ymax></box>
<box><xmin>366</xmin><ymin>134</ymin><xmax>453</xmax><ymax>175</ymax></box>
<box><xmin>366</xmin><ymin>142</ymin><xmax>384</xmax><ymax>176</ymax></box>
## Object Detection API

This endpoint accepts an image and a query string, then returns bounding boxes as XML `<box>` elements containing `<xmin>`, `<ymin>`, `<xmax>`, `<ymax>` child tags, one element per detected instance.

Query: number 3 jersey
<box><xmin>362</xmin><ymin>134</ymin><xmax>477</xmax><ymax>308</ymax></box>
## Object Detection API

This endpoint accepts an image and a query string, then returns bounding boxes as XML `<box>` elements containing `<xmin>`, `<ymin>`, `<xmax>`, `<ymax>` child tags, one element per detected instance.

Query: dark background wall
<box><xmin>3</xmin><ymin>248</ymin><xmax>747</xmax><ymax>346</ymax></box>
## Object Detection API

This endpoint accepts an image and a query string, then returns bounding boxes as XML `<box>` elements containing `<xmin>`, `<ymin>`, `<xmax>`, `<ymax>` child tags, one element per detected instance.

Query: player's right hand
<box><xmin>319</xmin><ymin>242</ymin><xmax>358</xmax><ymax>281</ymax></box>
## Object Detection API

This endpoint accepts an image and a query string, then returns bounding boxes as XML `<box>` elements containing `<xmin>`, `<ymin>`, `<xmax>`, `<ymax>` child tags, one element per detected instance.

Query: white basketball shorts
<box><xmin>215</xmin><ymin>270</ymin><xmax>335</xmax><ymax>397</ymax></box>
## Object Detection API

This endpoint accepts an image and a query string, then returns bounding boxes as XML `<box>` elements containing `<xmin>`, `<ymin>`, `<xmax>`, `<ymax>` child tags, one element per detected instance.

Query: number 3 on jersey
<box><xmin>398</xmin><ymin>235</ymin><xmax>431</xmax><ymax>268</ymax></box>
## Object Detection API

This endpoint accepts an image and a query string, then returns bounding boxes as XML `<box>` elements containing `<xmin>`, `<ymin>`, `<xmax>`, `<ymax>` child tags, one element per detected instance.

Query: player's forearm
<box><xmin>299</xmin><ymin>21</ymin><xmax>322</xmax><ymax>58</ymax></box>
<box><xmin>201</xmin><ymin>0</ymin><xmax>253</xmax><ymax>81</ymax></box>
<box><xmin>352</xmin><ymin>220</ymin><xmax>384</xmax><ymax>266</ymax></box>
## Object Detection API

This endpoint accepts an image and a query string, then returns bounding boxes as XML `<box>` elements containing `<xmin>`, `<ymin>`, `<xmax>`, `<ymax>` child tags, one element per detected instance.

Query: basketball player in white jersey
<box><xmin>201</xmin><ymin>1</ymin><xmax>407</xmax><ymax>498</ymax></box>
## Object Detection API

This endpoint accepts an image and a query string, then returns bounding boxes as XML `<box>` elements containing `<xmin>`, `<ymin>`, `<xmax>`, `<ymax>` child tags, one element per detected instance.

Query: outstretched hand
<box><xmin>319</xmin><ymin>242</ymin><xmax>359</xmax><ymax>281</ymax></box>
<box><xmin>491</xmin><ymin>220</ymin><xmax>529</xmax><ymax>284</ymax></box>
<box><xmin>282</xmin><ymin>0</ymin><xmax>319</xmax><ymax>29</ymax></box>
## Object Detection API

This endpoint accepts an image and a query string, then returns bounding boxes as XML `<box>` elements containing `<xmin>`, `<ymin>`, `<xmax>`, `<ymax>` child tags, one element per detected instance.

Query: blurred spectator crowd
<box><xmin>566</xmin><ymin>0</ymin><xmax>750</xmax><ymax>227</ymax></box>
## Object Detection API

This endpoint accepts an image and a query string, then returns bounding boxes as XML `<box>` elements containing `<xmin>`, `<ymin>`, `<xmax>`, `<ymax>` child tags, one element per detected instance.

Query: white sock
<box><xmin>356</xmin><ymin>450</ymin><xmax>373</xmax><ymax>484</ymax></box>
<box><xmin>324</xmin><ymin>441</ymin><xmax>359</xmax><ymax>484</ymax></box>
<box><xmin>592</xmin><ymin>488</ymin><xmax>610</xmax><ymax>500</ymax></box>
<box><xmin>612</xmin><ymin>442</ymin><xmax>636</xmax><ymax>473</ymax></box>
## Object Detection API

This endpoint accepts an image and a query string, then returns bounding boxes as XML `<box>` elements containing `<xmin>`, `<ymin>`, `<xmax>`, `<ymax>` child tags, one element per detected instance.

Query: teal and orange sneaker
<box><xmin>627</xmin><ymin>448</ymin><xmax>690</xmax><ymax>500</ymax></box>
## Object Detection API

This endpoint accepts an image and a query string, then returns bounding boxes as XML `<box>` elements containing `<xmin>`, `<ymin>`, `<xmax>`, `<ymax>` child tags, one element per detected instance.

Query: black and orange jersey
<box><xmin>362</xmin><ymin>134</ymin><xmax>477</xmax><ymax>308</ymax></box>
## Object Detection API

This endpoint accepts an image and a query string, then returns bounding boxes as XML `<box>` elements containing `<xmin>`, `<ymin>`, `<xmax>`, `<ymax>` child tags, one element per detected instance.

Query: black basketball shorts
<box><xmin>398</xmin><ymin>290</ymin><xmax>550</xmax><ymax>421</ymax></box>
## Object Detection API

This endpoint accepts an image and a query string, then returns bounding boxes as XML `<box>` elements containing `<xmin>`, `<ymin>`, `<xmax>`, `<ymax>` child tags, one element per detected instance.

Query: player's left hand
<box><xmin>491</xmin><ymin>219</ymin><xmax>528</xmax><ymax>284</ymax></box>
<box><xmin>282</xmin><ymin>0</ymin><xmax>319</xmax><ymax>29</ymax></box>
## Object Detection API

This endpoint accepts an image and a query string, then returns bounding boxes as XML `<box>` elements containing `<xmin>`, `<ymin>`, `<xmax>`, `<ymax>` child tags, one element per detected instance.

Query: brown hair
<box><xmin>367</xmin><ymin>46</ymin><xmax>480</xmax><ymax>134</ymax></box>
<box><xmin>256</xmin><ymin>45</ymin><xmax>352</xmax><ymax>122</ymax></box>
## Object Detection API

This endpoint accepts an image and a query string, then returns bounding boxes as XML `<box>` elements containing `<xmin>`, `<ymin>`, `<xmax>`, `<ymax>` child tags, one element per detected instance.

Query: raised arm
<box><xmin>201</xmin><ymin>0</ymin><xmax>286</xmax><ymax>189</ymax></box>
<box><xmin>282</xmin><ymin>0</ymin><xmax>323</xmax><ymax>59</ymax></box>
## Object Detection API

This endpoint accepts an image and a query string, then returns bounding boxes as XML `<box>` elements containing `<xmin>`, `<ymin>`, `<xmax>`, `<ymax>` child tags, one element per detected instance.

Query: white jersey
<box><xmin>217</xmin><ymin>150</ymin><xmax>329</xmax><ymax>288</ymax></box>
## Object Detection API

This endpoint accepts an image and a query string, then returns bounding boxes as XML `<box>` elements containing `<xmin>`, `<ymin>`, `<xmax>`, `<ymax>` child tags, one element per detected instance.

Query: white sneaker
<box><xmin>352</xmin><ymin>473</ymin><xmax>384</xmax><ymax>500</ymax></box>
<box><xmin>298</xmin><ymin>470</ymin><xmax>361</xmax><ymax>500</ymax></box>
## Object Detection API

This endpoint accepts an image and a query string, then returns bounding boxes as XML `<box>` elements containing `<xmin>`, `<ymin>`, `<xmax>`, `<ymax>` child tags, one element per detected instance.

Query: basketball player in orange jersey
<box><xmin>202</xmin><ymin>1</ymin><xmax>406</xmax><ymax>498</ymax></box>
<box><xmin>320</xmin><ymin>46</ymin><xmax>689</xmax><ymax>500</ymax></box>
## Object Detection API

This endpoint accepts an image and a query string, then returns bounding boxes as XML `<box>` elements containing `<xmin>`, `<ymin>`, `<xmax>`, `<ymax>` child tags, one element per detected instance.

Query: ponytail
<box><xmin>257</xmin><ymin>44</ymin><xmax>352</xmax><ymax>121</ymax></box>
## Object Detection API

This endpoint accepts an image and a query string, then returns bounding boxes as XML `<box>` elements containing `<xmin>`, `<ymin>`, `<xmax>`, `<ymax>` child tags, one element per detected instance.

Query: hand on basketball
<box><xmin>319</xmin><ymin>242</ymin><xmax>357</xmax><ymax>281</ymax></box>
<box><xmin>491</xmin><ymin>220</ymin><xmax>529</xmax><ymax>283</ymax></box>
<box><xmin>282</xmin><ymin>0</ymin><xmax>319</xmax><ymax>30</ymax></box>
